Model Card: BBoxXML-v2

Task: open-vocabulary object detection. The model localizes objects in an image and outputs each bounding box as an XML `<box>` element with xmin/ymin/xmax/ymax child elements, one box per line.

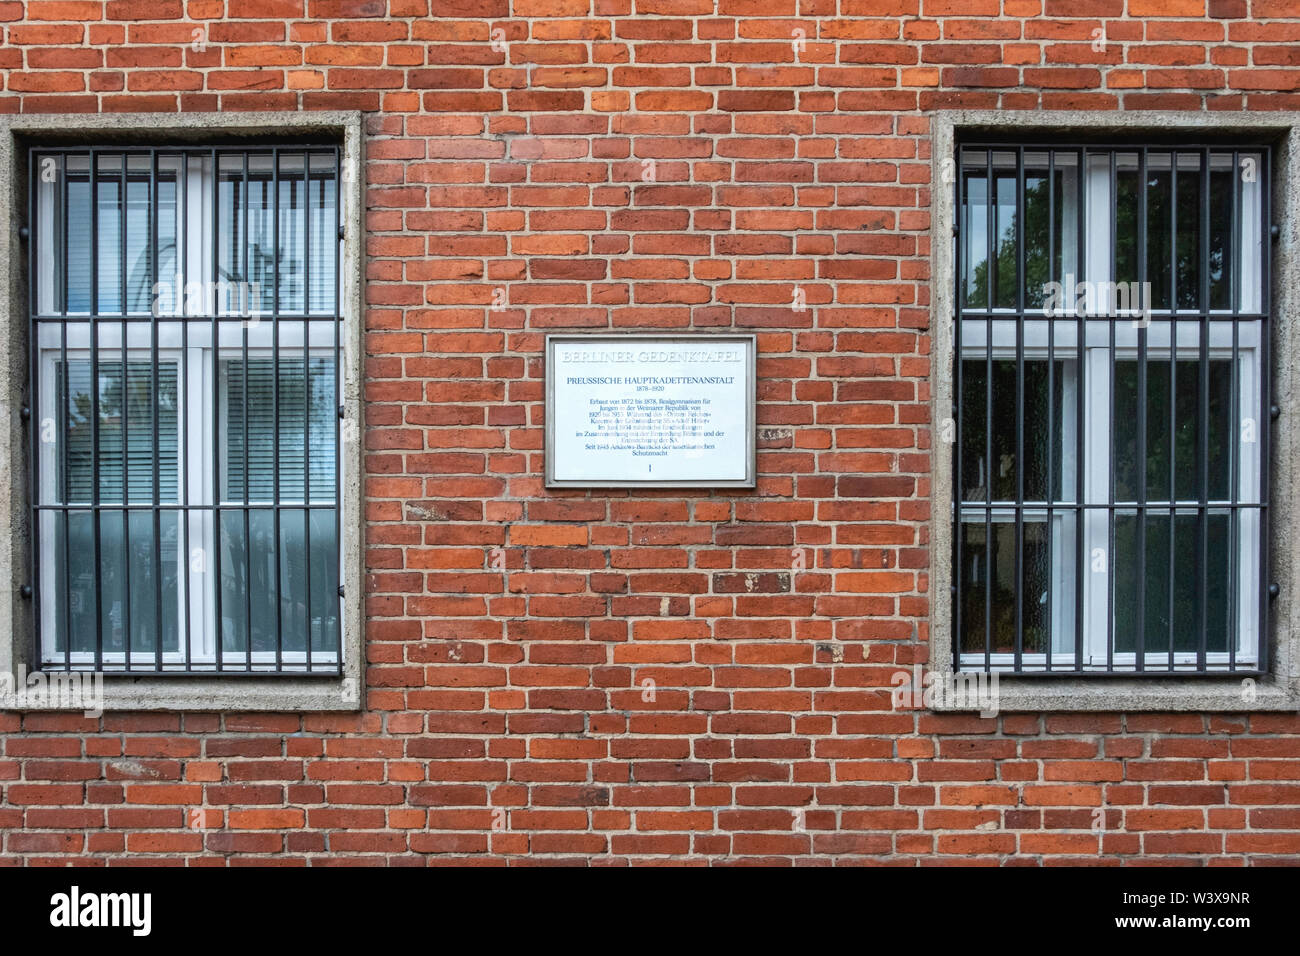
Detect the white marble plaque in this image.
<box><xmin>545</xmin><ymin>334</ymin><xmax>756</xmax><ymax>487</ymax></box>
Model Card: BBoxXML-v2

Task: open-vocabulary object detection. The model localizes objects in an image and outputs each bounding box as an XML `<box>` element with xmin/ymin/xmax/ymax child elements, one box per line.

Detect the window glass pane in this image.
<box><xmin>962</xmin><ymin>518</ymin><xmax>1019</xmax><ymax>654</ymax></box>
<box><xmin>994</xmin><ymin>169</ymin><xmax>1017</xmax><ymax>309</ymax></box>
<box><xmin>988</xmin><ymin>357</ymin><xmax>1017</xmax><ymax>501</ymax></box>
<box><xmin>309</xmin><ymin>153</ymin><xmax>337</xmax><ymax>315</ymax></box>
<box><xmin>216</xmin><ymin>507</ymin><xmax>323</xmax><ymax>661</ymax></box>
<box><xmin>278</xmin><ymin>153</ymin><xmax>306</xmax><ymax>314</ymax></box>
<box><xmin>96</xmin><ymin>156</ymin><xmax>122</xmax><ymax>315</ymax></box>
<box><xmin>1019</xmin><ymin>518</ymin><xmax>1052</xmax><ymax>654</ymax></box>
<box><xmin>36</xmin><ymin>155</ymin><xmax>184</xmax><ymax>317</ymax></box>
<box><xmin>224</xmin><ymin>356</ymin><xmax>337</xmax><ymax>502</ymax></box>
<box><xmin>310</xmin><ymin>508</ymin><xmax>339</xmax><ymax>657</ymax></box>
<box><xmin>1022</xmin><ymin>359</ymin><xmax>1066</xmax><ymax>503</ymax></box>
<box><xmin>35</xmin><ymin>154</ymin><xmax>66</xmax><ymax>315</ymax></box>
<box><xmin>1175</xmin><ymin>152</ymin><xmax>1202</xmax><ymax>311</ymax></box>
<box><xmin>962</xmin><ymin>169</ymin><xmax>988</xmax><ymax>308</ymax></box>
<box><xmin>1238</xmin><ymin>152</ymin><xmax>1263</xmax><ymax>314</ymax></box>
<box><xmin>1052</xmin><ymin>152</ymin><xmax>1080</xmax><ymax>299</ymax></box>
<box><xmin>218</xmin><ymin>508</ymin><xmax>246</xmax><ymax>657</ymax></box>
<box><xmin>1145</xmin><ymin>153</ymin><xmax>1172</xmax><ymax>311</ymax></box>
<box><xmin>959</xmin><ymin>357</ymin><xmax>1070</xmax><ymax>503</ymax></box>
<box><xmin>247</xmin><ymin>508</ymin><xmax>279</xmax><ymax>655</ymax></box>
<box><xmin>260</xmin><ymin>508</ymin><xmax>341</xmax><ymax>660</ymax></box>
<box><xmin>1113</xmin><ymin>359</ymin><xmax>1152</xmax><ymax>503</ymax></box>
<box><xmin>68</xmin><ymin>158</ymin><xmax>91</xmax><ymax>312</ymax></box>
<box><xmin>1114</xmin><ymin>153</ymin><xmax>1140</xmax><ymax>290</ymax></box>
<box><xmin>1023</xmin><ymin>153</ymin><xmax>1050</xmax><ymax>310</ymax></box>
<box><xmin>959</xmin><ymin>518</ymin><xmax>988</xmax><ymax>655</ymax></box>
<box><xmin>1114</xmin><ymin>511</ymin><xmax>1229</xmax><ymax>657</ymax></box>
<box><xmin>61</xmin><ymin>359</ymin><xmax>179</xmax><ymax>504</ymax></box>
<box><xmin>125</xmin><ymin>156</ymin><xmax>153</xmax><ymax>313</ymax></box>
<box><xmin>98</xmin><ymin>513</ymin><xmax>128</xmax><ymax>655</ymax></box>
<box><xmin>247</xmin><ymin>154</ymin><xmax>274</xmax><ymax>316</ymax></box>
<box><xmin>115</xmin><ymin>509</ymin><xmax>181</xmax><ymax>657</ymax></box>
<box><xmin>154</xmin><ymin>157</ymin><xmax>182</xmax><ymax>315</ymax></box>
<box><xmin>267</xmin><ymin>508</ymin><xmax>340</xmax><ymax>659</ymax></box>
<box><xmin>958</xmin><ymin>514</ymin><xmax>1073</xmax><ymax>662</ymax></box>
<box><xmin>1114</xmin><ymin>357</ymin><xmax>1230</xmax><ymax>504</ymax></box>
<box><xmin>1209</xmin><ymin>154</ymin><xmax>1234</xmax><ymax>312</ymax></box>
<box><xmin>218</xmin><ymin>154</ymin><xmax>245</xmax><ymax>313</ymax></box>
<box><xmin>279</xmin><ymin>508</ymin><xmax>308</xmax><ymax>654</ymax></box>
<box><xmin>49</xmin><ymin>510</ymin><xmax>99</xmax><ymax>655</ymax></box>
<box><xmin>960</xmin><ymin>357</ymin><xmax>986</xmax><ymax>500</ymax></box>
<box><xmin>1207</xmin><ymin>359</ymin><xmax>1233</xmax><ymax>502</ymax></box>
<box><xmin>309</xmin><ymin>355</ymin><xmax>337</xmax><ymax>496</ymax></box>
<box><xmin>1113</xmin><ymin>511</ymin><xmax>1171</xmax><ymax>655</ymax></box>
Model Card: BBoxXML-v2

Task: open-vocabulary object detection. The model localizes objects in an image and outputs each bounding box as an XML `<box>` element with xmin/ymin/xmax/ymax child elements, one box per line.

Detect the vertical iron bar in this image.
<box><xmin>1107</xmin><ymin>151</ymin><xmax>1116</xmax><ymax>673</ymax></box>
<box><xmin>1229</xmin><ymin>150</ymin><xmax>1240</xmax><ymax>672</ymax></box>
<box><xmin>332</xmin><ymin>146</ymin><xmax>342</xmax><ymax>671</ymax></box>
<box><xmin>1258</xmin><ymin>149</ymin><xmax>1272</xmax><ymax>675</ymax></box>
<box><xmin>211</xmin><ymin>148</ymin><xmax>222</xmax><ymax>672</ymax></box>
<box><xmin>120</xmin><ymin>157</ymin><xmax>131</xmax><ymax>670</ymax></box>
<box><xmin>984</xmin><ymin>150</ymin><xmax>993</xmax><ymax>671</ymax></box>
<box><xmin>27</xmin><ymin>150</ymin><xmax>43</xmax><ymax>670</ymax></box>
<box><xmin>955</xmin><ymin>155</ymin><xmax>964</xmax><ymax>670</ymax></box>
<box><xmin>1198</xmin><ymin>148</ymin><xmax>1211</xmax><ymax>672</ymax></box>
<box><xmin>152</xmin><ymin>151</ymin><xmax>162</xmax><ymax>673</ymax></box>
<box><xmin>1075</xmin><ymin>147</ymin><xmax>1086</xmax><ymax>672</ymax></box>
<box><xmin>60</xmin><ymin>157</ymin><xmax>71</xmax><ymax>672</ymax></box>
<box><xmin>1136</xmin><ymin>148</ymin><xmax>1148</xmax><ymax>672</ymax></box>
<box><xmin>273</xmin><ymin>149</ymin><xmax>282</xmax><ymax>673</ymax></box>
<box><xmin>1046</xmin><ymin>150</ymin><xmax>1055</xmax><ymax>672</ymax></box>
<box><xmin>303</xmin><ymin>153</ymin><xmax>314</xmax><ymax>673</ymax></box>
<box><xmin>180</xmin><ymin>153</ymin><xmax>193</xmax><ymax>670</ymax></box>
<box><xmin>1169</xmin><ymin>150</ymin><xmax>1179</xmax><ymax>670</ymax></box>
<box><xmin>241</xmin><ymin>154</ymin><xmax>251</xmax><ymax>671</ymax></box>
<box><xmin>1014</xmin><ymin>147</ymin><xmax>1025</xmax><ymax>673</ymax></box>
<box><xmin>90</xmin><ymin>150</ymin><xmax>103</xmax><ymax>673</ymax></box>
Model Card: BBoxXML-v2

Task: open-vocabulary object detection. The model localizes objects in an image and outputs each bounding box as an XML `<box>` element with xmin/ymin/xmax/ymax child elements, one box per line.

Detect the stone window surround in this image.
<box><xmin>0</xmin><ymin>111</ymin><xmax>365</xmax><ymax>712</ymax></box>
<box><xmin>929</xmin><ymin>109</ymin><xmax>1300</xmax><ymax>711</ymax></box>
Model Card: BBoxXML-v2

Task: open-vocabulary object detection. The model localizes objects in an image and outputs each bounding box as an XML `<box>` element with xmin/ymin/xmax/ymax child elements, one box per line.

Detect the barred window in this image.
<box><xmin>30</xmin><ymin>146</ymin><xmax>343</xmax><ymax>674</ymax></box>
<box><xmin>953</xmin><ymin>142</ymin><xmax>1269</xmax><ymax>674</ymax></box>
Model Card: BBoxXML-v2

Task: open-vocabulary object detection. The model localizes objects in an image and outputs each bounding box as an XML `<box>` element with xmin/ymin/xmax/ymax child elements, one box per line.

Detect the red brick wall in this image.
<box><xmin>3</xmin><ymin>0</ymin><xmax>1300</xmax><ymax>864</ymax></box>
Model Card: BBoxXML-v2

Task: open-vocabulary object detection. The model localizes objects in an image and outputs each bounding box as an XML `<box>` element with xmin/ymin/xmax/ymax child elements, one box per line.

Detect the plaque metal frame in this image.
<box><xmin>544</xmin><ymin>332</ymin><xmax>758</xmax><ymax>489</ymax></box>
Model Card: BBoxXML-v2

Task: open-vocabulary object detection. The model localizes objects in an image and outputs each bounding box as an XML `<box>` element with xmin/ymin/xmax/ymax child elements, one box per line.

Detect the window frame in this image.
<box><xmin>930</xmin><ymin>111</ymin><xmax>1300</xmax><ymax>712</ymax></box>
<box><xmin>0</xmin><ymin>111</ymin><xmax>365</xmax><ymax>712</ymax></box>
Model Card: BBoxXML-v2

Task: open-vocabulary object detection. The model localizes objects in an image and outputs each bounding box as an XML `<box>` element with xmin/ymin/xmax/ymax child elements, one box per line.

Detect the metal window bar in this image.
<box><xmin>26</xmin><ymin>145</ymin><xmax>344</xmax><ymax>676</ymax></box>
<box><xmin>1014</xmin><ymin>148</ymin><xmax>1025</xmax><ymax>674</ymax></box>
<box><xmin>1136</xmin><ymin>147</ymin><xmax>1148</xmax><ymax>673</ymax></box>
<box><xmin>1045</xmin><ymin>149</ymin><xmax>1056</xmax><ymax>674</ymax></box>
<box><xmin>953</xmin><ymin>140</ymin><xmax>1270</xmax><ymax>676</ymax></box>
<box><xmin>1169</xmin><ymin>153</ymin><xmax>1178</xmax><ymax>671</ymax></box>
<box><xmin>953</xmin><ymin>163</ymin><xmax>964</xmax><ymax>674</ymax></box>
<box><xmin>1107</xmin><ymin>150</ymin><xmax>1116</xmax><ymax>674</ymax></box>
<box><xmin>984</xmin><ymin>150</ymin><xmax>993</xmax><ymax>673</ymax></box>
<box><xmin>303</xmin><ymin>155</ymin><xmax>313</xmax><ymax>675</ymax></box>
<box><xmin>1258</xmin><ymin>146</ymin><xmax>1274</xmax><ymax>677</ymax></box>
<box><xmin>1074</xmin><ymin>146</ymin><xmax>1086</xmax><ymax>675</ymax></box>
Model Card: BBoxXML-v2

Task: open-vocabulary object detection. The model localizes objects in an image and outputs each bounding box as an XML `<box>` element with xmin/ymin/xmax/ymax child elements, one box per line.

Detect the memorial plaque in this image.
<box><xmin>545</xmin><ymin>334</ymin><xmax>757</xmax><ymax>488</ymax></box>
